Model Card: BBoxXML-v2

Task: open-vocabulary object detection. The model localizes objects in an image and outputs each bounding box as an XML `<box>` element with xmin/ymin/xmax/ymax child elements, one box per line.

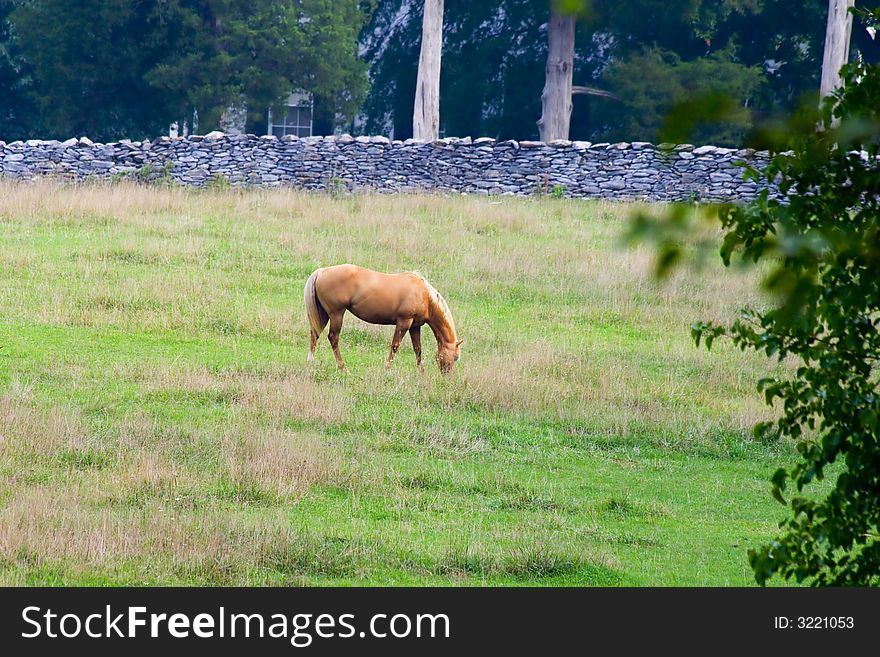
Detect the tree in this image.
<box><xmin>360</xmin><ymin>0</ymin><xmax>596</xmax><ymax>140</ymax></box>
<box><xmin>413</xmin><ymin>0</ymin><xmax>444</xmax><ymax>140</ymax></box>
<box><xmin>537</xmin><ymin>7</ymin><xmax>576</xmax><ymax>141</ymax></box>
<box><xmin>145</xmin><ymin>0</ymin><xmax>371</xmax><ymax>135</ymax></box>
<box><xmin>360</xmin><ymin>0</ymin><xmax>879</xmax><ymax>143</ymax></box>
<box><xmin>0</xmin><ymin>0</ymin><xmax>38</xmax><ymax>140</ymax></box>
<box><xmin>592</xmin><ymin>0</ymin><xmax>766</xmax><ymax>145</ymax></box>
<box><xmin>4</xmin><ymin>0</ymin><xmax>370</xmax><ymax>140</ymax></box>
<box><xmin>632</xmin><ymin>6</ymin><xmax>880</xmax><ymax>586</ymax></box>
<box><xmin>819</xmin><ymin>0</ymin><xmax>855</xmax><ymax>103</ymax></box>
<box><xmin>721</xmin><ymin>0</ymin><xmax>830</xmax><ymax>115</ymax></box>
<box><xmin>10</xmin><ymin>0</ymin><xmax>175</xmax><ymax>140</ymax></box>
<box><xmin>598</xmin><ymin>46</ymin><xmax>764</xmax><ymax>146</ymax></box>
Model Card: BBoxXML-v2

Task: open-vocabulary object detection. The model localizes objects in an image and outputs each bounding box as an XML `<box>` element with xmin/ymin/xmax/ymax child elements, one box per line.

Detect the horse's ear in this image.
<box><xmin>456</xmin><ymin>339</ymin><xmax>464</xmax><ymax>348</ymax></box>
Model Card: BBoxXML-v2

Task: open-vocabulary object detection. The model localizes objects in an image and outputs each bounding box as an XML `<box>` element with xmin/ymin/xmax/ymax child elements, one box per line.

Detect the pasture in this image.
<box><xmin>0</xmin><ymin>181</ymin><xmax>799</xmax><ymax>585</ymax></box>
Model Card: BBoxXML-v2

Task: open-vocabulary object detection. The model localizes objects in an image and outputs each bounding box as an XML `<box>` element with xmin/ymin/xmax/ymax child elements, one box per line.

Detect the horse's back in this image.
<box><xmin>314</xmin><ymin>264</ymin><xmax>428</xmax><ymax>323</ymax></box>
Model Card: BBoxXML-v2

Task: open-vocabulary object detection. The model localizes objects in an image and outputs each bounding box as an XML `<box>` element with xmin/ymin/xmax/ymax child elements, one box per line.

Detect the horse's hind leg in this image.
<box><xmin>308</xmin><ymin>330</ymin><xmax>319</xmax><ymax>361</ymax></box>
<box><xmin>327</xmin><ymin>311</ymin><xmax>347</xmax><ymax>370</ymax></box>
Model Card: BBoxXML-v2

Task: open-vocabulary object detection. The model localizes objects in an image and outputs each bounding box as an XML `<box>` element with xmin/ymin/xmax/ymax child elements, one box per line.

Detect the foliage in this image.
<box><xmin>0</xmin><ymin>0</ymin><xmax>38</xmax><ymax>140</ymax></box>
<box><xmin>360</xmin><ymin>0</ymin><xmax>880</xmax><ymax>144</ymax></box>
<box><xmin>629</xmin><ymin>8</ymin><xmax>880</xmax><ymax>586</ymax></box>
<box><xmin>10</xmin><ymin>0</ymin><xmax>175</xmax><ymax>140</ymax></box>
<box><xmin>598</xmin><ymin>45</ymin><xmax>763</xmax><ymax>145</ymax></box>
<box><xmin>3</xmin><ymin>0</ymin><xmax>369</xmax><ymax>140</ymax></box>
<box><xmin>360</xmin><ymin>0</ymin><xmax>578</xmax><ymax>140</ymax></box>
<box><xmin>145</xmin><ymin>0</ymin><xmax>370</xmax><ymax>133</ymax></box>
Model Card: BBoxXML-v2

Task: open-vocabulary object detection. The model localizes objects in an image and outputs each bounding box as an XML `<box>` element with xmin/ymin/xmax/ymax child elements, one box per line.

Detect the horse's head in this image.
<box><xmin>437</xmin><ymin>339</ymin><xmax>464</xmax><ymax>374</ymax></box>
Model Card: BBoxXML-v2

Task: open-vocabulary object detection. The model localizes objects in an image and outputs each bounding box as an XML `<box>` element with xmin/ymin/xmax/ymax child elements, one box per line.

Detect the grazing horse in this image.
<box><xmin>304</xmin><ymin>264</ymin><xmax>463</xmax><ymax>373</ymax></box>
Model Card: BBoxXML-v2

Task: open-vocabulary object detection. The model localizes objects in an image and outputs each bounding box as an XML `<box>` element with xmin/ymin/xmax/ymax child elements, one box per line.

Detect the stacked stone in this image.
<box><xmin>0</xmin><ymin>132</ymin><xmax>774</xmax><ymax>202</ymax></box>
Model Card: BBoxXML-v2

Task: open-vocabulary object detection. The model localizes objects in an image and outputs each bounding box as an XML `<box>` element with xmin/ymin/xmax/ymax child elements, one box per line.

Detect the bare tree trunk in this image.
<box><xmin>537</xmin><ymin>10</ymin><xmax>576</xmax><ymax>142</ymax></box>
<box><xmin>413</xmin><ymin>0</ymin><xmax>444</xmax><ymax>141</ymax></box>
<box><xmin>819</xmin><ymin>0</ymin><xmax>855</xmax><ymax>104</ymax></box>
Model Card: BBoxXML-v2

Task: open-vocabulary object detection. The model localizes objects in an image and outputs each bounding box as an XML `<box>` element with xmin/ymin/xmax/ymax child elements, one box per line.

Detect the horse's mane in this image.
<box><xmin>411</xmin><ymin>271</ymin><xmax>456</xmax><ymax>336</ymax></box>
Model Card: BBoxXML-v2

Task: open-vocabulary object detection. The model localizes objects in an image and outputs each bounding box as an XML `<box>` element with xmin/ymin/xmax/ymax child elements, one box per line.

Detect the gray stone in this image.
<box><xmin>693</xmin><ymin>145</ymin><xmax>717</xmax><ymax>156</ymax></box>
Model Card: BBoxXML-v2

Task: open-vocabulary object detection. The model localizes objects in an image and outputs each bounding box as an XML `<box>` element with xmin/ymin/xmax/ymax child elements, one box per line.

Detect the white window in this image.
<box><xmin>268</xmin><ymin>92</ymin><xmax>313</xmax><ymax>138</ymax></box>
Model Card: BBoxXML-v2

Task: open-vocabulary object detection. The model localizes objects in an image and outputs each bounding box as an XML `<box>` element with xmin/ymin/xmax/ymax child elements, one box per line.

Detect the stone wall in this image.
<box><xmin>0</xmin><ymin>133</ymin><xmax>773</xmax><ymax>202</ymax></box>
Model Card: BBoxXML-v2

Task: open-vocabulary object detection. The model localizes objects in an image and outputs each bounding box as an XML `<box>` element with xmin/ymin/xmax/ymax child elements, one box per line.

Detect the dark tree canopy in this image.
<box><xmin>1</xmin><ymin>0</ymin><xmax>370</xmax><ymax>141</ymax></box>
<box><xmin>360</xmin><ymin>0</ymin><xmax>595</xmax><ymax>141</ymax></box>
<box><xmin>3</xmin><ymin>0</ymin><xmax>880</xmax><ymax>144</ymax></box>
<box><xmin>361</xmin><ymin>0</ymin><xmax>880</xmax><ymax>144</ymax></box>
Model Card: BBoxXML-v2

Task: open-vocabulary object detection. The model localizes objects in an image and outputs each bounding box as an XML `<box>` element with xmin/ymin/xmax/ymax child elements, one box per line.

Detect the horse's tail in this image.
<box><xmin>304</xmin><ymin>268</ymin><xmax>329</xmax><ymax>337</ymax></box>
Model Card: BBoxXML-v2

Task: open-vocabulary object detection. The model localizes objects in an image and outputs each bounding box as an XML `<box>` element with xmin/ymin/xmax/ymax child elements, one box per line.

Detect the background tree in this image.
<box><xmin>2</xmin><ymin>0</ymin><xmax>370</xmax><ymax>140</ymax></box>
<box><xmin>361</xmin><ymin>0</ymin><xmax>880</xmax><ymax>143</ymax></box>
<box><xmin>537</xmin><ymin>5</ymin><xmax>576</xmax><ymax>141</ymax></box>
<box><xmin>0</xmin><ymin>1</ymin><xmax>35</xmax><ymax>140</ymax></box>
<box><xmin>538</xmin><ymin>5</ymin><xmax>575</xmax><ymax>141</ymax></box>
<box><xmin>412</xmin><ymin>0</ymin><xmax>444</xmax><ymax>140</ymax></box>
<box><xmin>361</xmin><ymin>0</ymin><xmax>596</xmax><ymax>140</ymax></box>
<box><xmin>819</xmin><ymin>0</ymin><xmax>855</xmax><ymax>103</ymax></box>
<box><xmin>10</xmin><ymin>0</ymin><xmax>176</xmax><ymax>140</ymax></box>
<box><xmin>591</xmin><ymin>0</ymin><xmax>765</xmax><ymax>145</ymax></box>
<box><xmin>599</xmin><ymin>45</ymin><xmax>763</xmax><ymax>145</ymax></box>
<box><xmin>144</xmin><ymin>0</ymin><xmax>371</xmax><ymax>136</ymax></box>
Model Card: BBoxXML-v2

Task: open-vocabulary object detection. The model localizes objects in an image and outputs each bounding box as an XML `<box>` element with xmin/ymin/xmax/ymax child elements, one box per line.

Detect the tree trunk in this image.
<box><xmin>413</xmin><ymin>0</ymin><xmax>444</xmax><ymax>141</ymax></box>
<box><xmin>537</xmin><ymin>10</ymin><xmax>576</xmax><ymax>142</ymax></box>
<box><xmin>819</xmin><ymin>0</ymin><xmax>855</xmax><ymax>104</ymax></box>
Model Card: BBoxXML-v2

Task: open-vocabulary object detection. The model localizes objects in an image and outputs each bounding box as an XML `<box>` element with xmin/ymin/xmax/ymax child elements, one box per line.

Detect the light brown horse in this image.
<box><xmin>304</xmin><ymin>264</ymin><xmax>463</xmax><ymax>372</ymax></box>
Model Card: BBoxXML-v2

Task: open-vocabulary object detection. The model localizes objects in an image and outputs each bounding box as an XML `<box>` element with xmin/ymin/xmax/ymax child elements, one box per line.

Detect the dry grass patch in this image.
<box><xmin>0</xmin><ymin>383</ymin><xmax>90</xmax><ymax>456</ymax></box>
<box><xmin>443</xmin><ymin>344</ymin><xmax>579</xmax><ymax>415</ymax></box>
<box><xmin>408</xmin><ymin>424</ymin><xmax>488</xmax><ymax>454</ymax></box>
<box><xmin>137</xmin><ymin>364</ymin><xmax>350</xmax><ymax>425</ymax></box>
<box><xmin>222</xmin><ymin>427</ymin><xmax>341</xmax><ymax>501</ymax></box>
<box><xmin>236</xmin><ymin>372</ymin><xmax>349</xmax><ymax>425</ymax></box>
<box><xmin>92</xmin><ymin>451</ymin><xmax>189</xmax><ymax>507</ymax></box>
<box><xmin>0</xmin><ymin>487</ymin><xmax>346</xmax><ymax>582</ymax></box>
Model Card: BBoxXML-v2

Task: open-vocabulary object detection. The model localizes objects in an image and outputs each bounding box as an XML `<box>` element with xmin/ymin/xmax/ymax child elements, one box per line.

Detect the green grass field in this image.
<box><xmin>0</xmin><ymin>181</ymin><xmax>805</xmax><ymax>585</ymax></box>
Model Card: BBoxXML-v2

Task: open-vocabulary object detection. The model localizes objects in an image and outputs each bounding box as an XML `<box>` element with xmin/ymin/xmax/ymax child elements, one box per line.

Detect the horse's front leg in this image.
<box><xmin>386</xmin><ymin>318</ymin><xmax>413</xmax><ymax>370</ymax></box>
<box><xmin>409</xmin><ymin>325</ymin><xmax>424</xmax><ymax>373</ymax></box>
